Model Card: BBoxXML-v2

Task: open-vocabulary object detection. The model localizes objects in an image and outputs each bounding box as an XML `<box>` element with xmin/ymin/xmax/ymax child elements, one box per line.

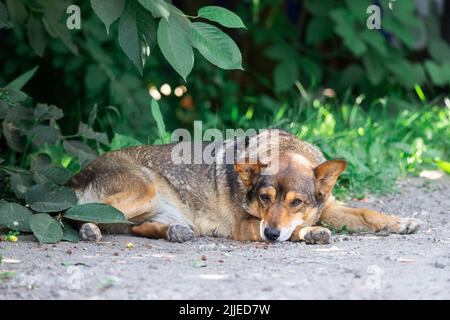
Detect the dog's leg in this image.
<box><xmin>232</xmin><ymin>217</ymin><xmax>264</xmax><ymax>241</ymax></box>
<box><xmin>290</xmin><ymin>226</ymin><xmax>332</xmax><ymax>244</ymax></box>
<box><xmin>319</xmin><ymin>200</ymin><xmax>422</xmax><ymax>234</ymax></box>
<box><xmin>131</xmin><ymin>221</ymin><xmax>194</xmax><ymax>242</ymax></box>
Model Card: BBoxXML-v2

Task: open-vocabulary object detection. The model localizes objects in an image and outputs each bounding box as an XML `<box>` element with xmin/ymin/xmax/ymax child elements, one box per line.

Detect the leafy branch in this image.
<box><xmin>90</xmin><ymin>0</ymin><xmax>246</xmax><ymax>79</ymax></box>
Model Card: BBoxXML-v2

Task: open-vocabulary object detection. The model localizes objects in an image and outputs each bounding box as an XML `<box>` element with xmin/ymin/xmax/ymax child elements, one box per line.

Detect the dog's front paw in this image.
<box><xmin>167</xmin><ymin>225</ymin><xmax>195</xmax><ymax>243</ymax></box>
<box><xmin>79</xmin><ymin>223</ymin><xmax>102</xmax><ymax>242</ymax></box>
<box><xmin>388</xmin><ymin>217</ymin><xmax>423</xmax><ymax>234</ymax></box>
<box><xmin>299</xmin><ymin>226</ymin><xmax>331</xmax><ymax>244</ymax></box>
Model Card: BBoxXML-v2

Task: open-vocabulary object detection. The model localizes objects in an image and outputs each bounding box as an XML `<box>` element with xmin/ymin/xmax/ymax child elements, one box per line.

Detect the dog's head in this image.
<box><xmin>235</xmin><ymin>153</ymin><xmax>347</xmax><ymax>241</ymax></box>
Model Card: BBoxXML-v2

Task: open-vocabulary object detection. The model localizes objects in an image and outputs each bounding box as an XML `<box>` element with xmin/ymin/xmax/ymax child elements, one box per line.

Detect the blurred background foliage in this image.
<box><xmin>1</xmin><ymin>0</ymin><xmax>450</xmax><ymax>200</ymax></box>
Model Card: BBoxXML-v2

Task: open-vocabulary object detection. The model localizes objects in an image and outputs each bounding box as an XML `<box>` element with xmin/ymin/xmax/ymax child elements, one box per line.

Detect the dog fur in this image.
<box><xmin>67</xmin><ymin>130</ymin><xmax>421</xmax><ymax>244</ymax></box>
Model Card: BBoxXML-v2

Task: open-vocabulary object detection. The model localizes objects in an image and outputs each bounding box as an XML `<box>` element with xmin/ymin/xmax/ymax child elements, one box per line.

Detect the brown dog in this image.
<box><xmin>68</xmin><ymin>129</ymin><xmax>421</xmax><ymax>243</ymax></box>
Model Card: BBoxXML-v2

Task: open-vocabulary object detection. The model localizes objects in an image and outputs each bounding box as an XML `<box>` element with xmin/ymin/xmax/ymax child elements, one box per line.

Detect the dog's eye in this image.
<box><xmin>291</xmin><ymin>198</ymin><xmax>303</xmax><ymax>207</ymax></box>
<box><xmin>259</xmin><ymin>194</ymin><xmax>271</xmax><ymax>203</ymax></box>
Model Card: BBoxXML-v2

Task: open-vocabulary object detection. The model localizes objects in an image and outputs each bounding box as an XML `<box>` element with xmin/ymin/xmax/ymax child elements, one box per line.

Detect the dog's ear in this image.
<box><xmin>234</xmin><ymin>159</ymin><xmax>267</xmax><ymax>187</ymax></box>
<box><xmin>314</xmin><ymin>160</ymin><xmax>347</xmax><ymax>200</ymax></box>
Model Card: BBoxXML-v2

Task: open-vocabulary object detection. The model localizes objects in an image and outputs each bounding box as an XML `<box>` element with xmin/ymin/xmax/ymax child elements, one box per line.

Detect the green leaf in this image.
<box><xmin>5</xmin><ymin>0</ymin><xmax>27</xmax><ymax>24</ymax></box>
<box><xmin>29</xmin><ymin>213</ymin><xmax>63</xmax><ymax>244</ymax></box>
<box><xmin>0</xmin><ymin>88</ymin><xmax>28</xmax><ymax>102</ymax></box>
<box><xmin>110</xmin><ymin>133</ymin><xmax>143</xmax><ymax>151</ymax></box>
<box><xmin>0</xmin><ymin>1</ymin><xmax>9</xmax><ymax>29</ymax></box>
<box><xmin>158</xmin><ymin>14</ymin><xmax>194</xmax><ymax>80</ymax></box>
<box><xmin>345</xmin><ymin>0</ymin><xmax>372</xmax><ymax>22</ymax></box>
<box><xmin>0</xmin><ymin>201</ymin><xmax>33</xmax><ymax>232</ymax></box>
<box><xmin>191</xmin><ymin>22</ymin><xmax>243</xmax><ymax>70</ymax></box>
<box><xmin>425</xmin><ymin>61</ymin><xmax>450</xmax><ymax>86</ymax></box>
<box><xmin>10</xmin><ymin>172</ymin><xmax>34</xmax><ymax>199</ymax></box>
<box><xmin>264</xmin><ymin>42</ymin><xmax>298</xmax><ymax>61</ymax></box>
<box><xmin>4</xmin><ymin>104</ymin><xmax>33</xmax><ymax>123</ymax></box>
<box><xmin>198</xmin><ymin>6</ymin><xmax>246</xmax><ymax>29</ymax></box>
<box><xmin>150</xmin><ymin>99</ymin><xmax>167</xmax><ymax>143</ymax></box>
<box><xmin>42</xmin><ymin>17</ymin><xmax>79</xmax><ymax>55</ymax></box>
<box><xmin>27</xmin><ymin>125</ymin><xmax>61</xmax><ymax>146</ymax></box>
<box><xmin>429</xmin><ymin>40</ymin><xmax>450</xmax><ymax>63</ymax></box>
<box><xmin>299</xmin><ymin>57</ymin><xmax>322</xmax><ymax>84</ymax></box>
<box><xmin>78</xmin><ymin>122</ymin><xmax>109</xmax><ymax>145</ymax></box>
<box><xmin>63</xmin><ymin>140</ymin><xmax>97</xmax><ymax>168</ymax></box>
<box><xmin>27</xmin><ymin>15</ymin><xmax>48</xmax><ymax>56</ymax></box>
<box><xmin>5</xmin><ymin>66</ymin><xmax>39</xmax><ymax>90</ymax></box>
<box><xmin>383</xmin><ymin>18</ymin><xmax>415</xmax><ymax>48</ymax></box>
<box><xmin>85</xmin><ymin>65</ymin><xmax>108</xmax><ymax>97</ymax></box>
<box><xmin>331</xmin><ymin>9</ymin><xmax>367</xmax><ymax>56</ymax></box>
<box><xmin>25</xmin><ymin>183</ymin><xmax>78</xmax><ymax>213</ymax></box>
<box><xmin>388</xmin><ymin>61</ymin><xmax>425</xmax><ymax>88</ymax></box>
<box><xmin>359</xmin><ymin>30</ymin><xmax>388</xmax><ymax>56</ymax></box>
<box><xmin>273</xmin><ymin>60</ymin><xmax>298</xmax><ymax>92</ymax></box>
<box><xmin>33</xmin><ymin>165</ymin><xmax>73</xmax><ymax>185</ymax></box>
<box><xmin>363</xmin><ymin>52</ymin><xmax>385</xmax><ymax>85</ymax></box>
<box><xmin>304</xmin><ymin>0</ymin><xmax>339</xmax><ymax>16</ymax></box>
<box><xmin>90</xmin><ymin>0</ymin><xmax>125</xmax><ymax>34</ymax></box>
<box><xmin>62</xmin><ymin>221</ymin><xmax>79</xmax><ymax>243</ymax></box>
<box><xmin>138</xmin><ymin>0</ymin><xmax>170</xmax><ymax>20</ymax></box>
<box><xmin>306</xmin><ymin>17</ymin><xmax>333</xmax><ymax>45</ymax></box>
<box><xmin>338</xmin><ymin>64</ymin><xmax>364</xmax><ymax>89</ymax></box>
<box><xmin>2</xmin><ymin>121</ymin><xmax>26</xmax><ymax>152</ymax></box>
<box><xmin>30</xmin><ymin>153</ymin><xmax>52</xmax><ymax>171</ymax></box>
<box><xmin>65</xmin><ymin>203</ymin><xmax>132</xmax><ymax>224</ymax></box>
<box><xmin>0</xmin><ymin>101</ymin><xmax>8</xmax><ymax>118</ymax></box>
<box><xmin>118</xmin><ymin>0</ymin><xmax>156</xmax><ymax>75</ymax></box>
<box><xmin>33</xmin><ymin>103</ymin><xmax>64</xmax><ymax>121</ymax></box>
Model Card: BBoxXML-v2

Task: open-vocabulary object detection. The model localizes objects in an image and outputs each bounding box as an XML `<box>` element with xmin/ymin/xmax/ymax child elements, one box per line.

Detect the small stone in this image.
<box><xmin>66</xmin><ymin>249</ymin><xmax>72</xmax><ymax>255</ymax></box>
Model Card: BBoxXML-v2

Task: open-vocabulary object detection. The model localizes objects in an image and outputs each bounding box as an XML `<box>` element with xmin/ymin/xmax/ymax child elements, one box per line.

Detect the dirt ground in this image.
<box><xmin>1</xmin><ymin>177</ymin><xmax>450</xmax><ymax>300</ymax></box>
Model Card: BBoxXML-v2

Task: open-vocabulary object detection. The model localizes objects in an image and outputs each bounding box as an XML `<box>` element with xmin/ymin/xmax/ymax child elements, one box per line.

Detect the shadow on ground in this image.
<box><xmin>1</xmin><ymin>177</ymin><xmax>450</xmax><ymax>299</ymax></box>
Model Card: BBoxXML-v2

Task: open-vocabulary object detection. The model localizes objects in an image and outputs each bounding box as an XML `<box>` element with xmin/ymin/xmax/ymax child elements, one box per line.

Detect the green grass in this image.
<box><xmin>284</xmin><ymin>98</ymin><xmax>449</xmax><ymax>199</ymax></box>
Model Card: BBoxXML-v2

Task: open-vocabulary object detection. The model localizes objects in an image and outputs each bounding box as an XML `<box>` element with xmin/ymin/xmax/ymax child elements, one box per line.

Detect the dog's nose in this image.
<box><xmin>264</xmin><ymin>227</ymin><xmax>280</xmax><ymax>241</ymax></box>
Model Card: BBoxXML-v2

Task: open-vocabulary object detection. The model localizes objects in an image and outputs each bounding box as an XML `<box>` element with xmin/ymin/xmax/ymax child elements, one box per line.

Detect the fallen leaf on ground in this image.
<box><xmin>6</xmin><ymin>235</ymin><xmax>19</xmax><ymax>242</ymax></box>
<box><xmin>192</xmin><ymin>260</ymin><xmax>207</xmax><ymax>268</ymax></box>
<box><xmin>100</xmin><ymin>276</ymin><xmax>119</xmax><ymax>290</ymax></box>
<box><xmin>0</xmin><ymin>271</ymin><xmax>16</xmax><ymax>284</ymax></box>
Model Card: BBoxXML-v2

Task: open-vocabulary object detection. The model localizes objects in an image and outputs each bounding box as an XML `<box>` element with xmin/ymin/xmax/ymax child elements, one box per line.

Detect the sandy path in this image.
<box><xmin>1</xmin><ymin>177</ymin><xmax>449</xmax><ymax>299</ymax></box>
